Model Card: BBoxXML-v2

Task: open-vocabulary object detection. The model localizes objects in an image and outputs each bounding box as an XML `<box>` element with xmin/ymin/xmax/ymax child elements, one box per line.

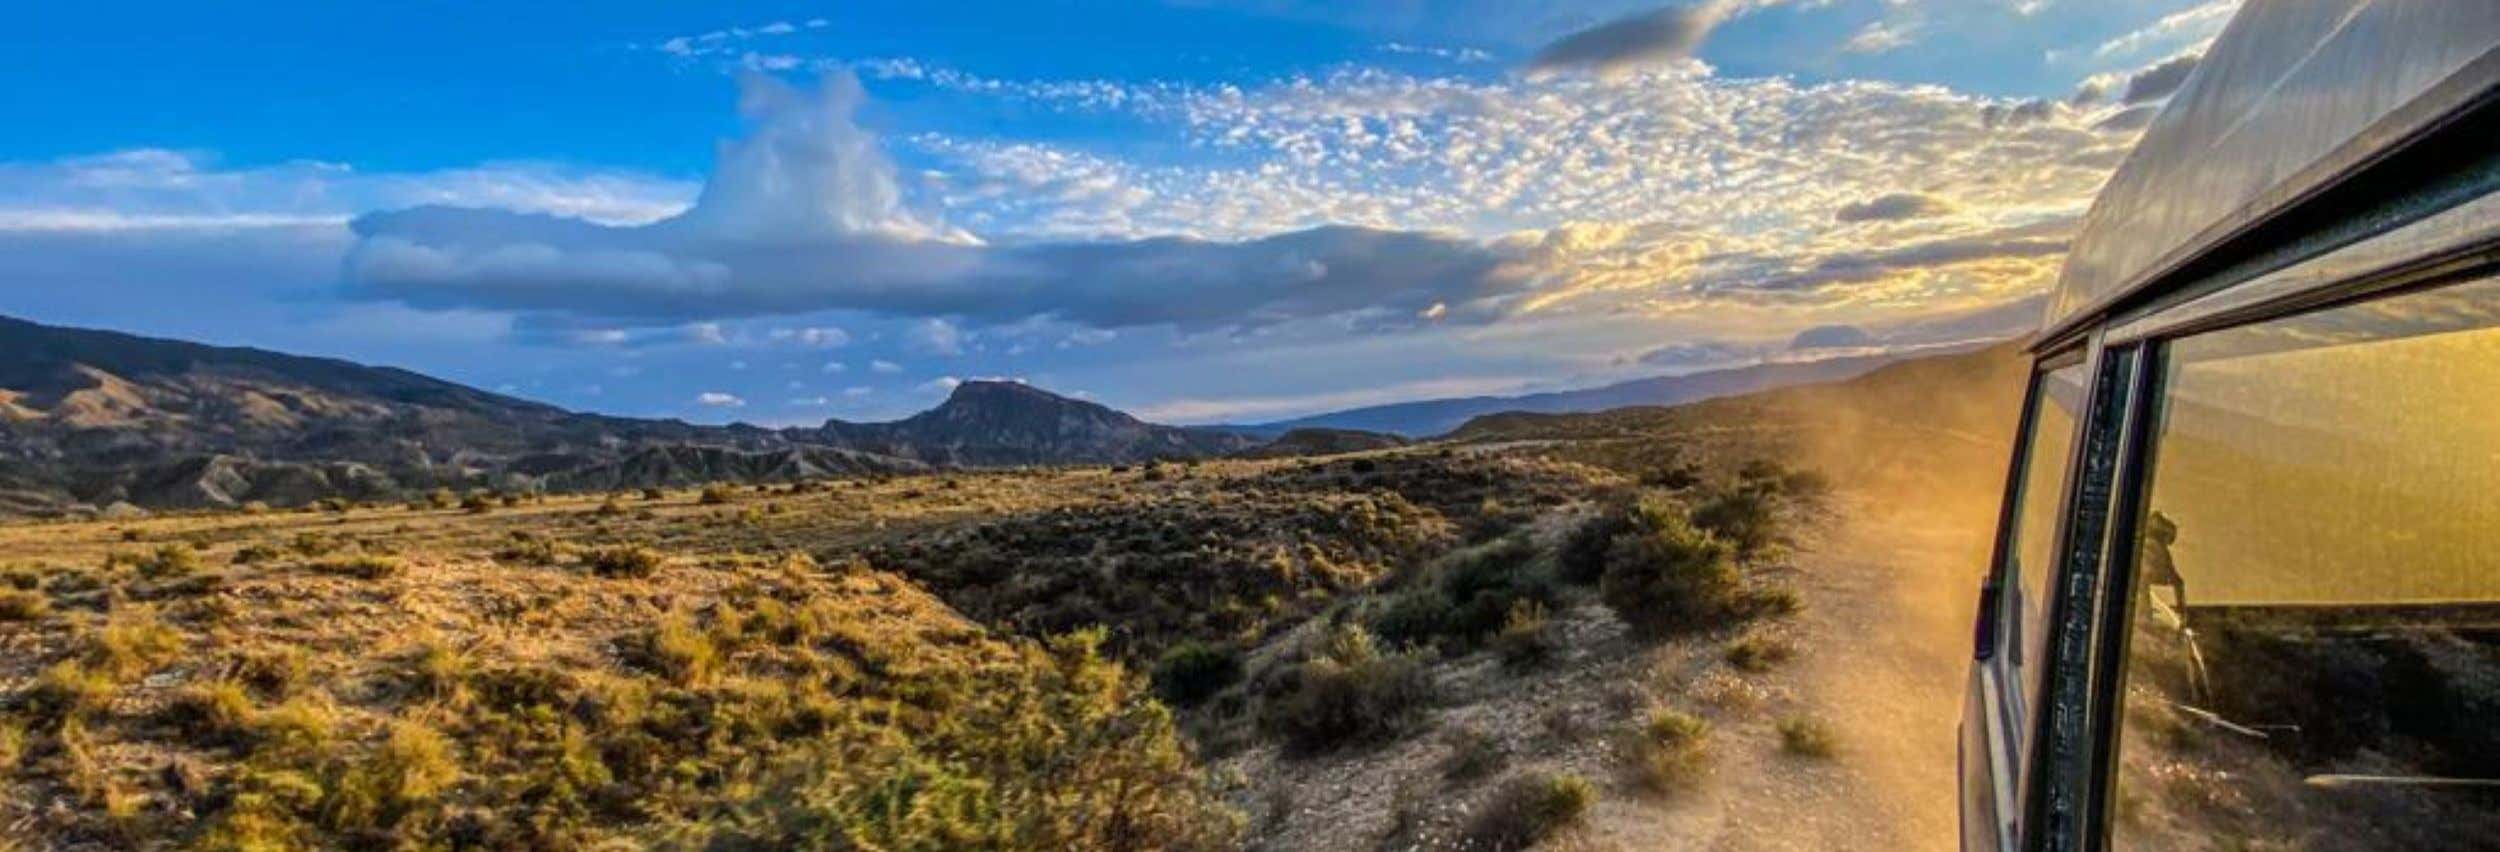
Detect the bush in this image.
<box><xmin>629</xmin><ymin>612</ymin><xmax>717</xmax><ymax>685</ymax></box>
<box><xmin>583</xmin><ymin>545</ymin><xmax>666</xmax><ymax>579</ymax></box>
<box><xmin>32</xmin><ymin>660</ymin><xmax>117</xmax><ymax>721</ymax></box>
<box><xmin>327</xmin><ymin>719</ymin><xmax>460</xmax><ymax>832</ymax></box>
<box><xmin>1438</xmin><ymin>724</ymin><xmax>1506</xmax><ymax>783</ymax></box>
<box><xmin>1599</xmin><ymin>497</ymin><xmax>1740</xmax><ymax>637</ymax></box>
<box><xmin>1778</xmin><ymin>715</ymin><xmax>1838</xmax><ymax>758</ymax></box>
<box><xmin>1725</xmin><ymin>635</ymin><xmax>1795</xmax><ymax>672</ymax></box>
<box><xmin>425</xmin><ymin>488</ymin><xmax>458</xmax><ymax>510</ymax></box>
<box><xmin>594</xmin><ymin>499</ymin><xmax>627</xmax><ymax>517</ymax></box>
<box><xmin>1556</xmin><ymin>507</ymin><xmax>1628</xmax><ymax>585</ymax></box>
<box><xmin>1369</xmin><ymin>535</ymin><xmax>1555</xmax><ymax>651</ymax></box>
<box><xmin>232</xmin><ymin>542</ymin><xmax>283</xmax><ymax>566</ymax></box>
<box><xmin>641</xmin><ymin>487</ymin><xmax>667</xmax><ymax>501</ymax></box>
<box><xmin>692</xmin><ymin>629</ymin><xmax>1241</xmax><ymax>851</ymax></box>
<box><xmin>1151</xmin><ymin>640</ymin><xmax>1242</xmax><ymax>706</ymax></box>
<box><xmin>460</xmin><ymin>492</ymin><xmax>495</xmax><ymax>514</ymax></box>
<box><xmin>91</xmin><ymin>605</ymin><xmax>183</xmax><ymax>678</ymax></box>
<box><xmin>698</xmin><ymin>483</ymin><xmax>736</xmax><ymax>505</ymax></box>
<box><xmin>1462</xmin><ymin>772</ymin><xmax>1594</xmax><ymax>851</ymax></box>
<box><xmin>137</xmin><ymin>544</ymin><xmax>202</xmax><ymax>579</ymax></box>
<box><xmin>313</xmin><ymin>554</ymin><xmax>404</xmax><ymax>581</ymax></box>
<box><xmin>1254</xmin><ymin>624</ymin><xmax>1435</xmax><ymax>754</ymax></box>
<box><xmin>1691</xmin><ymin>487</ymin><xmax>1780</xmax><ymax>560</ymax></box>
<box><xmin>1622</xmin><ymin>708</ymin><xmax>1709</xmax><ymax>792</ymax></box>
<box><xmin>236</xmin><ymin>646</ymin><xmax>313</xmax><ymax>699</ymax></box>
<box><xmin>160</xmin><ymin>679</ymin><xmax>257</xmax><ymax>745</ymax></box>
<box><xmin>0</xmin><ymin>589</ymin><xmax>47</xmax><ymax>622</ymax></box>
<box><xmin>1490</xmin><ymin>601</ymin><xmax>1553</xmax><ymax>668</ymax></box>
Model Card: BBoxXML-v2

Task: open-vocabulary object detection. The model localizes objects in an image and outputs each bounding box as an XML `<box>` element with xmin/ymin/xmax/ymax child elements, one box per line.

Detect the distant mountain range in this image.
<box><xmin>1230</xmin><ymin>351</ymin><xmax>1928</xmax><ymax>438</ymax></box>
<box><xmin>0</xmin><ymin>313</ymin><xmax>1977</xmax><ymax>516</ymax></box>
<box><xmin>0</xmin><ymin>315</ymin><xmax>1250</xmax><ymax>515</ymax></box>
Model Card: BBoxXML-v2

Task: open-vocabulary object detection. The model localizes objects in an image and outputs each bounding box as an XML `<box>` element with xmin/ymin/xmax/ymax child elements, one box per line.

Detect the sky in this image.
<box><xmin>0</xmin><ymin>0</ymin><xmax>2238</xmax><ymax>425</ymax></box>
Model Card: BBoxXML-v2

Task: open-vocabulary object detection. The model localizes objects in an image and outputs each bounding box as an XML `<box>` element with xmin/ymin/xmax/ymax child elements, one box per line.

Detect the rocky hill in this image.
<box><xmin>0</xmin><ymin>316</ymin><xmax>1248</xmax><ymax>515</ymax></box>
<box><xmin>1233</xmin><ymin>427</ymin><xmax>1409</xmax><ymax>459</ymax></box>
<box><xmin>815</xmin><ymin>380</ymin><xmax>1255</xmax><ymax>467</ymax></box>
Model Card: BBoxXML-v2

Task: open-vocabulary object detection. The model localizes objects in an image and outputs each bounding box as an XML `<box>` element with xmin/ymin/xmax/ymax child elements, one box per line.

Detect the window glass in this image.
<box><xmin>2006</xmin><ymin>359</ymin><xmax>2088</xmax><ymax>706</ymax></box>
<box><xmin>2110</xmin><ymin>279</ymin><xmax>2500</xmax><ymax>849</ymax></box>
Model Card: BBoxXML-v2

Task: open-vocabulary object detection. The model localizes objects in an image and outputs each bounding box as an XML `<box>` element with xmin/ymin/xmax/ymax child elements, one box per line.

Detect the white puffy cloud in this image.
<box><xmin>695</xmin><ymin>391</ymin><xmax>746</xmax><ymax>407</ymax></box>
<box><xmin>345</xmin><ymin>72</ymin><xmax>1535</xmax><ymax>332</ymax></box>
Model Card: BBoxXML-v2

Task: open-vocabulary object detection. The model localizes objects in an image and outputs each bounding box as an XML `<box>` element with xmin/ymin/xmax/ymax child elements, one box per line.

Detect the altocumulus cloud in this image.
<box><xmin>344</xmin><ymin>72</ymin><xmax>1534</xmax><ymax>332</ymax></box>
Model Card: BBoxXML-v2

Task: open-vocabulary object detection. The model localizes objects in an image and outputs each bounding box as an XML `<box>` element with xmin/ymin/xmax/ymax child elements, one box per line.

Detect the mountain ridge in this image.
<box><xmin>1226</xmin><ymin>349</ymin><xmax>1945</xmax><ymax>438</ymax></box>
<box><xmin>0</xmin><ymin>315</ymin><xmax>1249</xmax><ymax>514</ymax></box>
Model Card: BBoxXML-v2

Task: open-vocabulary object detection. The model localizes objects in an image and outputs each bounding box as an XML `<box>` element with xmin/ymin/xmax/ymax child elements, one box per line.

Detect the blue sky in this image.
<box><xmin>0</xmin><ymin>0</ymin><xmax>2234</xmax><ymax>424</ymax></box>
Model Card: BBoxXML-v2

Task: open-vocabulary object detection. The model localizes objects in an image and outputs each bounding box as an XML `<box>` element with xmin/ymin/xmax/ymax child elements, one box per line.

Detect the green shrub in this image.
<box><xmin>698</xmin><ymin>483</ymin><xmax>736</xmax><ymax>505</ymax></box>
<box><xmin>1369</xmin><ymin>535</ymin><xmax>1555</xmax><ymax>651</ymax></box>
<box><xmin>1692</xmin><ymin>487</ymin><xmax>1780</xmax><ymax>560</ymax></box>
<box><xmin>1254</xmin><ymin>624</ymin><xmax>1435</xmax><ymax>754</ymax></box>
<box><xmin>583</xmin><ymin>545</ymin><xmax>666</xmax><ymax>579</ymax></box>
<box><xmin>1151</xmin><ymin>640</ymin><xmax>1242</xmax><ymax>706</ymax></box>
<box><xmin>1778</xmin><ymin>715</ymin><xmax>1838</xmax><ymax>758</ymax></box>
<box><xmin>1462</xmin><ymin>771</ymin><xmax>1594</xmax><ymax>851</ymax></box>
<box><xmin>1557</xmin><ymin>507</ymin><xmax>1628</xmax><ymax>585</ymax></box>
<box><xmin>459</xmin><ymin>492</ymin><xmax>495</xmax><ymax>514</ymax></box>
<box><xmin>0</xmin><ymin>589</ymin><xmax>46</xmax><ymax>622</ymax></box>
<box><xmin>1725</xmin><ymin>635</ymin><xmax>1795</xmax><ymax>672</ymax></box>
<box><xmin>1599</xmin><ymin>497</ymin><xmax>1739</xmax><ymax>637</ymax></box>
<box><xmin>1623</xmin><ymin>708</ymin><xmax>1709</xmax><ymax>792</ymax></box>
<box><xmin>690</xmin><ymin>629</ymin><xmax>1241</xmax><ymax>851</ymax></box>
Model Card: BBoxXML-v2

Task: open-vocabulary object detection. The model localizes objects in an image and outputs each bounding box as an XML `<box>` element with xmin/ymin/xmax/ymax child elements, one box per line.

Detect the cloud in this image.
<box><xmin>1834</xmin><ymin>192</ymin><xmax>1958</xmax><ymax>223</ymax></box>
<box><xmin>2119</xmin><ymin>52</ymin><xmax>2198</xmax><ymax>104</ymax></box>
<box><xmin>1634</xmin><ymin>339</ymin><xmax>1754</xmax><ymax>368</ymax></box>
<box><xmin>1522</xmin><ymin>2</ymin><xmax>1739</xmax><ymax>81</ymax></box>
<box><xmin>869</xmin><ymin>359</ymin><xmax>902</xmax><ymax>374</ymax></box>
<box><xmin>1697</xmin><ymin>222</ymin><xmax>2072</xmax><ymax>298</ymax></box>
<box><xmin>344</xmin><ymin>72</ymin><xmax>1535</xmax><ymax>332</ymax></box>
<box><xmin>695</xmin><ymin>391</ymin><xmax>746</xmax><ymax>407</ymax></box>
<box><xmin>2093</xmin><ymin>1</ymin><xmax>2235</xmax><ymax>61</ymax></box>
<box><xmin>1788</xmin><ymin>324</ymin><xmax>1874</xmax><ymax>350</ymax></box>
<box><xmin>1841</xmin><ymin>19</ymin><xmax>1917</xmax><ymax>54</ymax></box>
<box><xmin>910</xmin><ymin>318</ymin><xmax>965</xmax><ymax>355</ymax></box>
<box><xmin>769</xmin><ymin>325</ymin><xmax>850</xmax><ymax>347</ymax></box>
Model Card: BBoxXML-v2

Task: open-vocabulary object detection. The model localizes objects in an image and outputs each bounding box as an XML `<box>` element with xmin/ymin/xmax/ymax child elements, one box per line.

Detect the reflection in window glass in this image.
<box><xmin>2111</xmin><ymin>279</ymin><xmax>2500</xmax><ymax>850</ymax></box>
<box><xmin>2007</xmin><ymin>360</ymin><xmax>2087</xmax><ymax>715</ymax></box>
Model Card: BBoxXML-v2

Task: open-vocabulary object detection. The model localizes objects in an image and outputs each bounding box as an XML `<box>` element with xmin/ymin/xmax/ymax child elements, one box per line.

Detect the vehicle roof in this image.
<box><xmin>2041</xmin><ymin>1</ymin><xmax>2500</xmax><ymax>343</ymax></box>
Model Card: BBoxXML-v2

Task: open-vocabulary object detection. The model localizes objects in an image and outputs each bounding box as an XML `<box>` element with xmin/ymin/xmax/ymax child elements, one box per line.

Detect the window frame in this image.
<box><xmin>2054</xmin><ymin>259</ymin><xmax>2500</xmax><ymax>851</ymax></box>
<box><xmin>1978</xmin><ymin>343</ymin><xmax>2092</xmax><ymax>842</ymax></box>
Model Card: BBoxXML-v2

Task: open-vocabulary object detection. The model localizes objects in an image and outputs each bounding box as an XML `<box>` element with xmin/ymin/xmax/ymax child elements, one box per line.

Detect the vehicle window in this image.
<box><xmin>2004</xmin><ymin>359</ymin><xmax>2088</xmax><ymax>704</ymax></box>
<box><xmin>2109</xmin><ymin>278</ymin><xmax>2500</xmax><ymax>850</ymax></box>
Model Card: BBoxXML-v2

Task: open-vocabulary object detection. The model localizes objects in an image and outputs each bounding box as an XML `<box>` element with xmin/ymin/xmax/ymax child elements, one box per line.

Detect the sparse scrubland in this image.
<box><xmin>0</xmin><ymin>344</ymin><xmax>2032</xmax><ymax>850</ymax></box>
